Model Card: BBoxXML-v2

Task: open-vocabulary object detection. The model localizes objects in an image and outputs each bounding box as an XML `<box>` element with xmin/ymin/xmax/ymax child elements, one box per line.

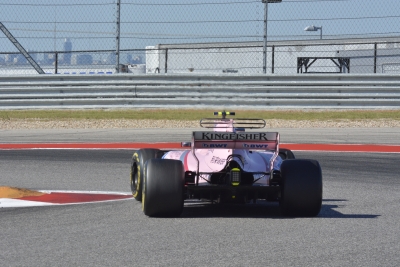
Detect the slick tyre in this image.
<box><xmin>142</xmin><ymin>159</ymin><xmax>184</xmax><ymax>217</ymax></box>
<box><xmin>130</xmin><ymin>149</ymin><xmax>161</xmax><ymax>201</ymax></box>
<box><xmin>279</xmin><ymin>148</ymin><xmax>295</xmax><ymax>160</ymax></box>
<box><xmin>280</xmin><ymin>159</ymin><xmax>323</xmax><ymax>217</ymax></box>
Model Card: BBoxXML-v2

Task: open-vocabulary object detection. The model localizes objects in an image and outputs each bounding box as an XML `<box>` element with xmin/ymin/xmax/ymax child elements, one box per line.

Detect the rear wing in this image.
<box><xmin>192</xmin><ymin>131</ymin><xmax>279</xmax><ymax>151</ymax></box>
<box><xmin>191</xmin><ymin>131</ymin><xmax>280</xmax><ymax>179</ymax></box>
<box><xmin>200</xmin><ymin>118</ymin><xmax>266</xmax><ymax>129</ymax></box>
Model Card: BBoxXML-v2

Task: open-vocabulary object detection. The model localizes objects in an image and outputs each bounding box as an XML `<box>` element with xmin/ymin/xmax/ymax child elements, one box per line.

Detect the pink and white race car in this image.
<box><xmin>130</xmin><ymin>111</ymin><xmax>322</xmax><ymax>217</ymax></box>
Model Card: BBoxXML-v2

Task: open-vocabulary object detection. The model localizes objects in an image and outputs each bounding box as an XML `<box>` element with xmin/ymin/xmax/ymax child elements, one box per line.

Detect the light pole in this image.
<box><xmin>115</xmin><ymin>0</ymin><xmax>121</xmax><ymax>73</ymax></box>
<box><xmin>262</xmin><ymin>0</ymin><xmax>282</xmax><ymax>74</ymax></box>
<box><xmin>304</xmin><ymin>25</ymin><xmax>322</xmax><ymax>39</ymax></box>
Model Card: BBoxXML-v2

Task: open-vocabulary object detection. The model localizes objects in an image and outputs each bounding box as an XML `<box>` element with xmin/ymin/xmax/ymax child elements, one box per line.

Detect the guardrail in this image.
<box><xmin>1</xmin><ymin>74</ymin><xmax>400</xmax><ymax>109</ymax></box>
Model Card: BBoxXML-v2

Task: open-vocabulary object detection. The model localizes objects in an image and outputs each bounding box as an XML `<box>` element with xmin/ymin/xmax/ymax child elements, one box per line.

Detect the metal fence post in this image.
<box><xmin>263</xmin><ymin>1</ymin><xmax>268</xmax><ymax>74</ymax></box>
<box><xmin>374</xmin><ymin>43</ymin><xmax>377</xmax><ymax>73</ymax></box>
<box><xmin>115</xmin><ymin>0</ymin><xmax>121</xmax><ymax>73</ymax></box>
<box><xmin>55</xmin><ymin>52</ymin><xmax>58</xmax><ymax>74</ymax></box>
<box><xmin>272</xmin><ymin>45</ymin><xmax>275</xmax><ymax>74</ymax></box>
<box><xmin>165</xmin><ymin>48</ymin><xmax>168</xmax><ymax>74</ymax></box>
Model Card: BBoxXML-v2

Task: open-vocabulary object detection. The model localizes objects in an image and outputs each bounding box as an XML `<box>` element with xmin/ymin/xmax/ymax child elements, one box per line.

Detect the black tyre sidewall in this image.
<box><xmin>143</xmin><ymin>159</ymin><xmax>184</xmax><ymax>217</ymax></box>
<box><xmin>279</xmin><ymin>148</ymin><xmax>295</xmax><ymax>160</ymax></box>
<box><xmin>130</xmin><ymin>149</ymin><xmax>160</xmax><ymax>201</ymax></box>
<box><xmin>280</xmin><ymin>159</ymin><xmax>323</xmax><ymax>217</ymax></box>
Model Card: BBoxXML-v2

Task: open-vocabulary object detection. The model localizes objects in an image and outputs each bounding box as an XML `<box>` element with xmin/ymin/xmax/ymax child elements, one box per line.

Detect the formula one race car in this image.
<box><xmin>130</xmin><ymin>111</ymin><xmax>322</xmax><ymax>217</ymax></box>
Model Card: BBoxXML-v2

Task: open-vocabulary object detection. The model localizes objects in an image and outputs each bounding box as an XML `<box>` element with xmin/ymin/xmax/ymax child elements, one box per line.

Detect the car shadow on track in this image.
<box><xmin>182</xmin><ymin>201</ymin><xmax>282</xmax><ymax>218</ymax></box>
<box><xmin>318</xmin><ymin>199</ymin><xmax>380</xmax><ymax>219</ymax></box>
<box><xmin>180</xmin><ymin>199</ymin><xmax>380</xmax><ymax>219</ymax></box>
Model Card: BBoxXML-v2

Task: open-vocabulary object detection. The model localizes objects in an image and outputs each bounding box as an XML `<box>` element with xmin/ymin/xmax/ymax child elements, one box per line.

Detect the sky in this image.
<box><xmin>0</xmin><ymin>0</ymin><xmax>399</xmax><ymax>53</ymax></box>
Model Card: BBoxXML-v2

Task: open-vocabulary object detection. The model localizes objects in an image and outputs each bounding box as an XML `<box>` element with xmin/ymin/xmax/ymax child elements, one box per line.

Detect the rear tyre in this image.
<box><xmin>130</xmin><ymin>149</ymin><xmax>161</xmax><ymax>201</ymax></box>
<box><xmin>142</xmin><ymin>159</ymin><xmax>184</xmax><ymax>217</ymax></box>
<box><xmin>279</xmin><ymin>148</ymin><xmax>295</xmax><ymax>160</ymax></box>
<box><xmin>280</xmin><ymin>159</ymin><xmax>322</xmax><ymax>217</ymax></box>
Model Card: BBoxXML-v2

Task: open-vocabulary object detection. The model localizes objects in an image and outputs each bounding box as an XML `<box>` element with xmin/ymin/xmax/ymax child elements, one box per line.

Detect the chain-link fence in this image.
<box><xmin>1</xmin><ymin>0</ymin><xmax>399</xmax><ymax>74</ymax></box>
<box><xmin>0</xmin><ymin>49</ymin><xmax>145</xmax><ymax>74</ymax></box>
<box><xmin>145</xmin><ymin>39</ymin><xmax>400</xmax><ymax>74</ymax></box>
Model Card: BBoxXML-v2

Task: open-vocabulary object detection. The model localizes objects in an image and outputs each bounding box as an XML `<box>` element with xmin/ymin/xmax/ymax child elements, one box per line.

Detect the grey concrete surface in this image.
<box><xmin>1</xmin><ymin>150</ymin><xmax>399</xmax><ymax>266</ymax></box>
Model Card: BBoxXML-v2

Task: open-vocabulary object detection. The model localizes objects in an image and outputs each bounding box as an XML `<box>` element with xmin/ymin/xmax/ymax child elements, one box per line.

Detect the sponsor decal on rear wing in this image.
<box><xmin>192</xmin><ymin>131</ymin><xmax>279</xmax><ymax>150</ymax></box>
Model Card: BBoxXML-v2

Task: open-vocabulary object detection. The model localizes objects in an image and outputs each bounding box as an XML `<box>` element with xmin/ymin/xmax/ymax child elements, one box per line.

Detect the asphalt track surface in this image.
<box><xmin>1</xmin><ymin>128</ymin><xmax>400</xmax><ymax>266</ymax></box>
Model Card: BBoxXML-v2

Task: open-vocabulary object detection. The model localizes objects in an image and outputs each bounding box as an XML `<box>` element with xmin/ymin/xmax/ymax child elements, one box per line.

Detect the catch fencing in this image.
<box><xmin>0</xmin><ymin>74</ymin><xmax>399</xmax><ymax>110</ymax></box>
<box><xmin>2</xmin><ymin>38</ymin><xmax>400</xmax><ymax>76</ymax></box>
<box><xmin>1</xmin><ymin>1</ymin><xmax>400</xmax><ymax>75</ymax></box>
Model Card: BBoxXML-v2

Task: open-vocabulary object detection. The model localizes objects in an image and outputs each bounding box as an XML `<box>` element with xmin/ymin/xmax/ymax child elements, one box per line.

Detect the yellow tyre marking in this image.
<box><xmin>132</xmin><ymin>152</ymin><xmax>140</xmax><ymax>198</ymax></box>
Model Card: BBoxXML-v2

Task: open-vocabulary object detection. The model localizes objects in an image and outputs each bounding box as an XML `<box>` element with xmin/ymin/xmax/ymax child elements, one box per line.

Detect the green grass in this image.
<box><xmin>0</xmin><ymin>109</ymin><xmax>399</xmax><ymax>121</ymax></box>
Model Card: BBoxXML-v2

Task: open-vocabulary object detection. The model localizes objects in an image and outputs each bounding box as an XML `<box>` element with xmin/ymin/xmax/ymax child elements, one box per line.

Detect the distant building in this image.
<box><xmin>146</xmin><ymin>37</ymin><xmax>400</xmax><ymax>74</ymax></box>
<box><xmin>15</xmin><ymin>54</ymin><xmax>27</xmax><ymax>65</ymax></box>
<box><xmin>63</xmin><ymin>38</ymin><xmax>72</xmax><ymax>64</ymax></box>
<box><xmin>127</xmin><ymin>54</ymin><xmax>143</xmax><ymax>64</ymax></box>
<box><xmin>5</xmin><ymin>54</ymin><xmax>16</xmax><ymax>64</ymax></box>
<box><xmin>44</xmin><ymin>53</ymin><xmax>55</xmax><ymax>65</ymax></box>
<box><xmin>71</xmin><ymin>54</ymin><xmax>93</xmax><ymax>65</ymax></box>
<box><xmin>105</xmin><ymin>53</ymin><xmax>116</xmax><ymax>65</ymax></box>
